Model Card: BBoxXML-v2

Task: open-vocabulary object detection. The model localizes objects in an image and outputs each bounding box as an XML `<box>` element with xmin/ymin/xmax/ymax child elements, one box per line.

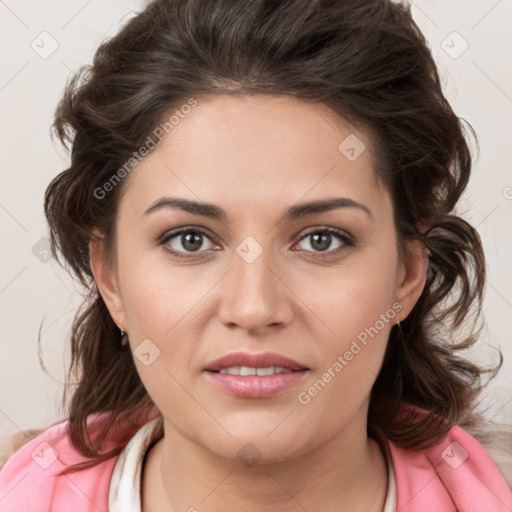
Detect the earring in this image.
<box><xmin>120</xmin><ymin>329</ymin><xmax>129</xmax><ymax>346</ymax></box>
<box><xmin>395</xmin><ymin>319</ymin><xmax>406</xmax><ymax>344</ymax></box>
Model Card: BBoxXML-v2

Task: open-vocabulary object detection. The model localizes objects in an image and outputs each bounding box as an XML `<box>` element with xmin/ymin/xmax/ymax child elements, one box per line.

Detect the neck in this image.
<box><xmin>147</xmin><ymin>402</ymin><xmax>388</xmax><ymax>512</ymax></box>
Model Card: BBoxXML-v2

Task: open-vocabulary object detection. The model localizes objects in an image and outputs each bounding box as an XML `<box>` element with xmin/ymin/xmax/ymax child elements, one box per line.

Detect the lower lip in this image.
<box><xmin>205</xmin><ymin>370</ymin><xmax>308</xmax><ymax>398</ymax></box>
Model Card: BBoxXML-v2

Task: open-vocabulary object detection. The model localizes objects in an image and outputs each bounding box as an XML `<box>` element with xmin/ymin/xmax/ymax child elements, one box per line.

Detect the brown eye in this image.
<box><xmin>178</xmin><ymin>231</ymin><xmax>205</xmax><ymax>252</ymax></box>
<box><xmin>294</xmin><ymin>228</ymin><xmax>354</xmax><ymax>256</ymax></box>
<box><xmin>160</xmin><ymin>228</ymin><xmax>219</xmax><ymax>257</ymax></box>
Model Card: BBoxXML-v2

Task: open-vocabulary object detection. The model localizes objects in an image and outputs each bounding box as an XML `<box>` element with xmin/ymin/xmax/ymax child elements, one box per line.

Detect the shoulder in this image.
<box><xmin>463</xmin><ymin>419</ymin><xmax>512</xmax><ymax>487</ymax></box>
<box><xmin>0</xmin><ymin>410</ymin><xmax>158</xmax><ymax>511</ymax></box>
<box><xmin>0</xmin><ymin>417</ymin><xmax>114</xmax><ymax>511</ymax></box>
<box><xmin>0</xmin><ymin>418</ymin><xmax>85</xmax><ymax>511</ymax></box>
<box><xmin>387</xmin><ymin>403</ymin><xmax>512</xmax><ymax>511</ymax></box>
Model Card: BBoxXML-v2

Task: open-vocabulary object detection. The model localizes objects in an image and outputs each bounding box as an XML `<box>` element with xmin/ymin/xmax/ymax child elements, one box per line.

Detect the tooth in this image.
<box><xmin>217</xmin><ymin>366</ymin><xmax>296</xmax><ymax>376</ymax></box>
<box><xmin>274</xmin><ymin>367</ymin><xmax>292</xmax><ymax>374</ymax></box>
<box><xmin>240</xmin><ymin>366</ymin><xmax>257</xmax><ymax>376</ymax></box>
<box><xmin>256</xmin><ymin>367</ymin><xmax>275</xmax><ymax>376</ymax></box>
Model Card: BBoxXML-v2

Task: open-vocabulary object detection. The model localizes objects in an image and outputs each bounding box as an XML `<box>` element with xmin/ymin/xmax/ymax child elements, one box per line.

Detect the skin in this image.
<box><xmin>90</xmin><ymin>94</ymin><xmax>429</xmax><ymax>511</ymax></box>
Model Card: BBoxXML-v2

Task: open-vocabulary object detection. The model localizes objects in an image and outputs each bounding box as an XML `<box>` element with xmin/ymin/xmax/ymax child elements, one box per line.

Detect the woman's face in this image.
<box><xmin>92</xmin><ymin>94</ymin><xmax>427</xmax><ymax>463</ymax></box>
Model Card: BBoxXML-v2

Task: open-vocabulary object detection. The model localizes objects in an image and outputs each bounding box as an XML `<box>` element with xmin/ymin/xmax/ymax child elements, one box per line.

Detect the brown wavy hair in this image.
<box><xmin>41</xmin><ymin>0</ymin><xmax>502</xmax><ymax>475</ymax></box>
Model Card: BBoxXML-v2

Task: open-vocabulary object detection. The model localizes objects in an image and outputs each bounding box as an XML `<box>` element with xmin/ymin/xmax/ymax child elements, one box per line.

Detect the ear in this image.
<box><xmin>89</xmin><ymin>233</ymin><xmax>127</xmax><ymax>330</ymax></box>
<box><xmin>395</xmin><ymin>238</ymin><xmax>429</xmax><ymax>322</ymax></box>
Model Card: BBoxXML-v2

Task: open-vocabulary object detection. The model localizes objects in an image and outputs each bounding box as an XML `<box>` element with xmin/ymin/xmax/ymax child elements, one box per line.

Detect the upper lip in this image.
<box><xmin>204</xmin><ymin>351</ymin><xmax>308</xmax><ymax>372</ymax></box>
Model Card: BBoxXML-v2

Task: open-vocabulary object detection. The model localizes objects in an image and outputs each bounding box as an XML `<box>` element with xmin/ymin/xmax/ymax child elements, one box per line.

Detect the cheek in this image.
<box><xmin>296</xmin><ymin>238</ymin><xmax>399</xmax><ymax>382</ymax></box>
<box><xmin>116</xmin><ymin>250</ymin><xmax>221</xmax><ymax>388</ymax></box>
<box><xmin>295</xmin><ymin>276</ymin><xmax>398</xmax><ymax>429</ymax></box>
<box><xmin>312</xmin><ymin>281</ymin><xmax>395</xmax><ymax>378</ymax></box>
<box><xmin>302</xmin><ymin>244</ymin><xmax>398</xmax><ymax>337</ymax></box>
<box><xmin>117</xmin><ymin>241</ymin><xmax>203</xmax><ymax>334</ymax></box>
<box><xmin>117</xmin><ymin>258</ymin><xmax>207</xmax><ymax>414</ymax></box>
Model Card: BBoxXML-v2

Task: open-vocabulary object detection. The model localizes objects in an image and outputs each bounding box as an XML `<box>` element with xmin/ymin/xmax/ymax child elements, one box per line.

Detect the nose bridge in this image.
<box><xmin>218</xmin><ymin>234</ymin><xmax>291</xmax><ymax>330</ymax></box>
<box><xmin>233</xmin><ymin>235</ymin><xmax>277</xmax><ymax>305</ymax></box>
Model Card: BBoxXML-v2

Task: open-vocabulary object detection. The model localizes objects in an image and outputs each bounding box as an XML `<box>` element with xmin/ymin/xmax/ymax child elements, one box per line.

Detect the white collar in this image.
<box><xmin>109</xmin><ymin>415</ymin><xmax>164</xmax><ymax>511</ymax></box>
<box><xmin>108</xmin><ymin>416</ymin><xmax>396</xmax><ymax>511</ymax></box>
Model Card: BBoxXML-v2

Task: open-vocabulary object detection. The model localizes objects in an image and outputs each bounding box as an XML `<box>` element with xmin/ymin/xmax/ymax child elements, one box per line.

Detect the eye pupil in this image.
<box><xmin>311</xmin><ymin>232</ymin><xmax>331</xmax><ymax>251</ymax></box>
<box><xmin>182</xmin><ymin>232</ymin><xmax>203</xmax><ymax>252</ymax></box>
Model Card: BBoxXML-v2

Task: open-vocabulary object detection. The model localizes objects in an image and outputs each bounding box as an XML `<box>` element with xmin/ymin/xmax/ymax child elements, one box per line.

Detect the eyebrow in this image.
<box><xmin>143</xmin><ymin>196</ymin><xmax>373</xmax><ymax>222</ymax></box>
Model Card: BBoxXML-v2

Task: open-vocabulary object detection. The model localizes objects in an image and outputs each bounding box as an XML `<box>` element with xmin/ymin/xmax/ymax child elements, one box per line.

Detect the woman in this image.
<box><xmin>1</xmin><ymin>0</ymin><xmax>511</xmax><ymax>510</ymax></box>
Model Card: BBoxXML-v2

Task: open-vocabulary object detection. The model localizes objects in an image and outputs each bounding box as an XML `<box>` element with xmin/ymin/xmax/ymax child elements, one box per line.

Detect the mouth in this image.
<box><xmin>204</xmin><ymin>351</ymin><xmax>309</xmax><ymax>372</ymax></box>
<box><xmin>215</xmin><ymin>366</ymin><xmax>299</xmax><ymax>376</ymax></box>
<box><xmin>204</xmin><ymin>352</ymin><xmax>309</xmax><ymax>398</ymax></box>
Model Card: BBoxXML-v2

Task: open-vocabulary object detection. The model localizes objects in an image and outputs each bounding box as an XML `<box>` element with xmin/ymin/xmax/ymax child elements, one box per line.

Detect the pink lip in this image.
<box><xmin>204</xmin><ymin>351</ymin><xmax>309</xmax><ymax>399</ymax></box>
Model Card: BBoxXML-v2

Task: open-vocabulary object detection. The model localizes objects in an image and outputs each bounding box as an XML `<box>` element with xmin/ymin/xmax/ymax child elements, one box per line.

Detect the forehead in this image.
<box><xmin>119</xmin><ymin>94</ymin><xmax>387</xmax><ymax>219</ymax></box>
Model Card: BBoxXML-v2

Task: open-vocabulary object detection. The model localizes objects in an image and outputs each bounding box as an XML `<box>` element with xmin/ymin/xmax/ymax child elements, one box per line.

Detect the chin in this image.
<box><xmin>197</xmin><ymin>428</ymin><xmax>311</xmax><ymax>467</ymax></box>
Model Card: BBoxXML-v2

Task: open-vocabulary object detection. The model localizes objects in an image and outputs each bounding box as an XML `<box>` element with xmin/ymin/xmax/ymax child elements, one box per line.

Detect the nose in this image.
<box><xmin>217</xmin><ymin>241</ymin><xmax>294</xmax><ymax>334</ymax></box>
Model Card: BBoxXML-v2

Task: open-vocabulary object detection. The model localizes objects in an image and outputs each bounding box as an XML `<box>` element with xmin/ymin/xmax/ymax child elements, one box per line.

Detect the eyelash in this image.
<box><xmin>158</xmin><ymin>226</ymin><xmax>354</xmax><ymax>259</ymax></box>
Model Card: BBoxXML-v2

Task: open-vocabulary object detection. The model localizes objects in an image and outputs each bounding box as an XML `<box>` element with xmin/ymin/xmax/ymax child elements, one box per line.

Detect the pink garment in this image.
<box><xmin>1</xmin><ymin>404</ymin><xmax>511</xmax><ymax>511</ymax></box>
